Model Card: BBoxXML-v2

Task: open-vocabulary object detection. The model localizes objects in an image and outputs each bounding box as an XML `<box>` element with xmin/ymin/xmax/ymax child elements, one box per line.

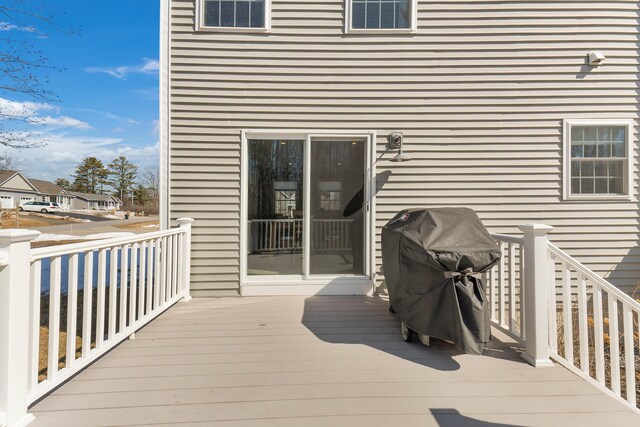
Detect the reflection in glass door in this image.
<box><xmin>247</xmin><ymin>140</ymin><xmax>304</xmax><ymax>275</ymax></box>
<box><xmin>310</xmin><ymin>139</ymin><xmax>365</xmax><ymax>275</ymax></box>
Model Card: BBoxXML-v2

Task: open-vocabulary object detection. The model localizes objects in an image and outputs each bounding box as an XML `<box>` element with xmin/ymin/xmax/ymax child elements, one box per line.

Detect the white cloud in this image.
<box><xmin>0</xmin><ymin>97</ymin><xmax>91</xmax><ymax>130</ymax></box>
<box><xmin>0</xmin><ymin>98</ymin><xmax>55</xmax><ymax>118</ymax></box>
<box><xmin>0</xmin><ymin>21</ymin><xmax>36</xmax><ymax>33</ymax></box>
<box><xmin>32</xmin><ymin>116</ymin><xmax>92</xmax><ymax>130</ymax></box>
<box><xmin>6</xmin><ymin>134</ymin><xmax>159</xmax><ymax>182</ymax></box>
<box><xmin>152</xmin><ymin>119</ymin><xmax>159</xmax><ymax>135</ymax></box>
<box><xmin>85</xmin><ymin>58</ymin><xmax>160</xmax><ymax>80</ymax></box>
<box><xmin>127</xmin><ymin>118</ymin><xmax>139</xmax><ymax>125</ymax></box>
<box><xmin>112</xmin><ymin>127</ymin><xmax>125</xmax><ymax>133</ymax></box>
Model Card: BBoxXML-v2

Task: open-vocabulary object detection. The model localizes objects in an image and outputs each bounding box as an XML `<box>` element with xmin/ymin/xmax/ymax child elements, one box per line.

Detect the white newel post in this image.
<box><xmin>0</xmin><ymin>230</ymin><xmax>40</xmax><ymax>427</ymax></box>
<box><xmin>177</xmin><ymin>218</ymin><xmax>194</xmax><ymax>302</ymax></box>
<box><xmin>518</xmin><ymin>224</ymin><xmax>554</xmax><ymax>368</ymax></box>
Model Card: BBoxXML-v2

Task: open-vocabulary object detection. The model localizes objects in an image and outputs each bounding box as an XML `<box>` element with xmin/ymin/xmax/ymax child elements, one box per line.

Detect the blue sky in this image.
<box><xmin>2</xmin><ymin>0</ymin><xmax>160</xmax><ymax>182</ymax></box>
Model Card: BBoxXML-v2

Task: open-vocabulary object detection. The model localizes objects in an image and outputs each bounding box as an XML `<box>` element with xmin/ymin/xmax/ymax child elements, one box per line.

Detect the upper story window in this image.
<box><xmin>346</xmin><ymin>0</ymin><xmax>417</xmax><ymax>33</ymax></box>
<box><xmin>198</xmin><ymin>0</ymin><xmax>271</xmax><ymax>31</ymax></box>
<box><xmin>563</xmin><ymin>120</ymin><xmax>634</xmax><ymax>200</ymax></box>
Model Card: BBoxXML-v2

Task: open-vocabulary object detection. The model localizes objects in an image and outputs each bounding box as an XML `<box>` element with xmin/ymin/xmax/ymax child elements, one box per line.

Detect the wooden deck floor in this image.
<box><xmin>30</xmin><ymin>296</ymin><xmax>640</xmax><ymax>426</ymax></box>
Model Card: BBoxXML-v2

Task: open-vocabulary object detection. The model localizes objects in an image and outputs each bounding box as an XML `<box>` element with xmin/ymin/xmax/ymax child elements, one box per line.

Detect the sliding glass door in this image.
<box><xmin>245</xmin><ymin>136</ymin><xmax>369</xmax><ymax>280</ymax></box>
<box><xmin>309</xmin><ymin>139</ymin><xmax>365</xmax><ymax>275</ymax></box>
<box><xmin>247</xmin><ymin>139</ymin><xmax>304</xmax><ymax>275</ymax></box>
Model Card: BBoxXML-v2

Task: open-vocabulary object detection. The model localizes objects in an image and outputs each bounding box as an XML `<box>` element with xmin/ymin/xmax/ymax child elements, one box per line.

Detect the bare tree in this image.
<box><xmin>0</xmin><ymin>152</ymin><xmax>16</xmax><ymax>170</ymax></box>
<box><xmin>0</xmin><ymin>1</ymin><xmax>69</xmax><ymax>148</ymax></box>
<box><xmin>141</xmin><ymin>167</ymin><xmax>160</xmax><ymax>207</ymax></box>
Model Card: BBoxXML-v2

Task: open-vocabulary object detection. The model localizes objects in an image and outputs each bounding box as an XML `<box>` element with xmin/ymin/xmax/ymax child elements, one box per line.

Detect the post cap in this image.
<box><xmin>518</xmin><ymin>223</ymin><xmax>553</xmax><ymax>236</ymax></box>
<box><xmin>177</xmin><ymin>217</ymin><xmax>195</xmax><ymax>225</ymax></box>
<box><xmin>0</xmin><ymin>229</ymin><xmax>41</xmax><ymax>244</ymax></box>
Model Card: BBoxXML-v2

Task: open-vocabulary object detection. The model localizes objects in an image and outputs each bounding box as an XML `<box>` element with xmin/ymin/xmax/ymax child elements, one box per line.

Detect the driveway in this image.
<box><xmin>54</xmin><ymin>212</ymin><xmax>112</xmax><ymax>222</ymax></box>
<box><xmin>32</xmin><ymin>216</ymin><xmax>158</xmax><ymax>236</ymax></box>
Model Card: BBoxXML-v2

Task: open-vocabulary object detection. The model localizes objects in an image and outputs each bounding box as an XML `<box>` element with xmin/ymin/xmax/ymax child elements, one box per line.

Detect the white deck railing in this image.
<box><xmin>547</xmin><ymin>242</ymin><xmax>639</xmax><ymax>410</ymax></box>
<box><xmin>491</xmin><ymin>225</ymin><xmax>639</xmax><ymax>412</ymax></box>
<box><xmin>488</xmin><ymin>233</ymin><xmax>525</xmax><ymax>342</ymax></box>
<box><xmin>249</xmin><ymin>218</ymin><xmax>353</xmax><ymax>253</ymax></box>
<box><xmin>0</xmin><ymin>218</ymin><xmax>193</xmax><ymax>427</ymax></box>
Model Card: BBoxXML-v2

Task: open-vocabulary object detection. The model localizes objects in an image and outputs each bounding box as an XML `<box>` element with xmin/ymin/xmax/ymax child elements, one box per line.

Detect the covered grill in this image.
<box><xmin>381</xmin><ymin>208</ymin><xmax>501</xmax><ymax>354</ymax></box>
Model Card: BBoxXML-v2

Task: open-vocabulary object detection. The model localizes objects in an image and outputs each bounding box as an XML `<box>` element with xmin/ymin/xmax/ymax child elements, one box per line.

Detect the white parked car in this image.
<box><xmin>19</xmin><ymin>201</ymin><xmax>61</xmax><ymax>214</ymax></box>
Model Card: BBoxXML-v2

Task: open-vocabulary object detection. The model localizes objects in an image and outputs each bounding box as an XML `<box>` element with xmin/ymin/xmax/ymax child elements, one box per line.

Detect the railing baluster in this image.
<box><xmin>47</xmin><ymin>256</ymin><xmax>61</xmax><ymax>381</ymax></box>
<box><xmin>138</xmin><ymin>241</ymin><xmax>147</xmax><ymax>318</ymax></box>
<box><xmin>576</xmin><ymin>272</ymin><xmax>588</xmax><ymax>374</ymax></box>
<box><xmin>548</xmin><ymin>254</ymin><xmax>558</xmax><ymax>353</ymax></box>
<box><xmin>593</xmin><ymin>285</ymin><xmax>605</xmax><ymax>384</ymax></box>
<box><xmin>607</xmin><ymin>294</ymin><xmax>620</xmax><ymax>395</ymax></box>
<box><xmin>176</xmin><ymin>234</ymin><xmax>183</xmax><ymax>297</ymax></box>
<box><xmin>28</xmin><ymin>261</ymin><xmax>41</xmax><ymax>390</ymax></box>
<box><xmin>489</xmin><ymin>267</ymin><xmax>496</xmax><ymax>322</ymax></box>
<box><xmin>169</xmin><ymin>235</ymin><xmax>175</xmax><ymax>298</ymax></box>
<box><xmin>498</xmin><ymin>242</ymin><xmax>505</xmax><ymax>326</ymax></box>
<box><xmin>172</xmin><ymin>234</ymin><xmax>178</xmax><ymax>298</ymax></box>
<box><xmin>561</xmin><ymin>262</ymin><xmax>573</xmax><ymax>362</ymax></box>
<box><xmin>508</xmin><ymin>243</ymin><xmax>516</xmax><ymax>333</ymax></box>
<box><xmin>81</xmin><ymin>251</ymin><xmax>93</xmax><ymax>357</ymax></box>
<box><xmin>622</xmin><ymin>304</ymin><xmax>635</xmax><ymax>405</ymax></box>
<box><xmin>129</xmin><ymin>243</ymin><xmax>138</xmax><ymax>326</ymax></box>
<box><xmin>161</xmin><ymin>236</ymin><xmax>168</xmax><ymax>305</ymax></box>
<box><xmin>96</xmin><ymin>248</ymin><xmax>108</xmax><ymax>348</ymax></box>
<box><xmin>119</xmin><ymin>245</ymin><xmax>128</xmax><ymax>332</ymax></box>
<box><xmin>165</xmin><ymin>235</ymin><xmax>172</xmax><ymax>299</ymax></box>
<box><xmin>66</xmin><ymin>254</ymin><xmax>79</xmax><ymax>369</ymax></box>
<box><xmin>154</xmin><ymin>238</ymin><xmax>162</xmax><ymax>309</ymax></box>
<box><xmin>147</xmin><ymin>240</ymin><xmax>155</xmax><ymax>313</ymax></box>
<box><xmin>108</xmin><ymin>247</ymin><xmax>118</xmax><ymax>339</ymax></box>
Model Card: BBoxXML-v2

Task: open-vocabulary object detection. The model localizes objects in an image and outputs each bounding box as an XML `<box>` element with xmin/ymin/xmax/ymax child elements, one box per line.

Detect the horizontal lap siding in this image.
<box><xmin>169</xmin><ymin>0</ymin><xmax>640</xmax><ymax>295</ymax></box>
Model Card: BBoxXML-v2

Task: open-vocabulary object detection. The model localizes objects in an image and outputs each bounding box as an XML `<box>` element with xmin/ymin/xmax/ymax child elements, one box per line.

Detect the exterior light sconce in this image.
<box><xmin>388</xmin><ymin>132</ymin><xmax>411</xmax><ymax>162</ymax></box>
<box><xmin>588</xmin><ymin>51</ymin><xmax>605</xmax><ymax>66</ymax></box>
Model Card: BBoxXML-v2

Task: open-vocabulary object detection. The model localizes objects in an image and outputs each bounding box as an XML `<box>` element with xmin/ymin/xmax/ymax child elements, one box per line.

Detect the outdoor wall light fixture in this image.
<box><xmin>588</xmin><ymin>51</ymin><xmax>605</xmax><ymax>66</ymax></box>
<box><xmin>388</xmin><ymin>132</ymin><xmax>411</xmax><ymax>162</ymax></box>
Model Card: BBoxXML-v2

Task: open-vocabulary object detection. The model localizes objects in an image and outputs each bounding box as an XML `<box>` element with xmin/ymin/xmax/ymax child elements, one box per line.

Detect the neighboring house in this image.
<box><xmin>160</xmin><ymin>0</ymin><xmax>639</xmax><ymax>295</ymax></box>
<box><xmin>69</xmin><ymin>191</ymin><xmax>120</xmax><ymax>211</ymax></box>
<box><xmin>0</xmin><ymin>171</ymin><xmax>75</xmax><ymax>211</ymax></box>
<box><xmin>0</xmin><ymin>170</ymin><xmax>39</xmax><ymax>209</ymax></box>
<box><xmin>28</xmin><ymin>179</ymin><xmax>76</xmax><ymax>211</ymax></box>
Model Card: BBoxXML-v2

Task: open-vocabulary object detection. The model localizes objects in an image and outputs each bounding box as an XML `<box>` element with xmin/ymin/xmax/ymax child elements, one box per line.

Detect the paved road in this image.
<box><xmin>33</xmin><ymin>216</ymin><xmax>158</xmax><ymax>236</ymax></box>
<box><xmin>54</xmin><ymin>212</ymin><xmax>112</xmax><ymax>222</ymax></box>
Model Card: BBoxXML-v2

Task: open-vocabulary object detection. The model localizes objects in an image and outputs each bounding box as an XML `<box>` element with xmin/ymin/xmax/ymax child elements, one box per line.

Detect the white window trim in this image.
<box><xmin>344</xmin><ymin>0</ymin><xmax>417</xmax><ymax>34</ymax></box>
<box><xmin>562</xmin><ymin>119</ymin><xmax>635</xmax><ymax>201</ymax></box>
<box><xmin>195</xmin><ymin>0</ymin><xmax>271</xmax><ymax>33</ymax></box>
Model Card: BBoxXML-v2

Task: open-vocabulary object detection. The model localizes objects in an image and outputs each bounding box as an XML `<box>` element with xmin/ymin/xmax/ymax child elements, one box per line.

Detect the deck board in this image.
<box><xmin>30</xmin><ymin>296</ymin><xmax>640</xmax><ymax>426</ymax></box>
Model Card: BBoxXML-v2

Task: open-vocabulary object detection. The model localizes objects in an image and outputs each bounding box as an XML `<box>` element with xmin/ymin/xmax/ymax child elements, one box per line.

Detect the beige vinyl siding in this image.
<box><xmin>1</xmin><ymin>174</ymin><xmax>35</xmax><ymax>192</ymax></box>
<box><xmin>169</xmin><ymin>0</ymin><xmax>640</xmax><ymax>295</ymax></box>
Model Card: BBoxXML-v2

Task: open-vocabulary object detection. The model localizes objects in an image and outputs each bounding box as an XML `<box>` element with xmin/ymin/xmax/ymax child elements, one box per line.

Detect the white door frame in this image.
<box><xmin>240</xmin><ymin>130</ymin><xmax>377</xmax><ymax>296</ymax></box>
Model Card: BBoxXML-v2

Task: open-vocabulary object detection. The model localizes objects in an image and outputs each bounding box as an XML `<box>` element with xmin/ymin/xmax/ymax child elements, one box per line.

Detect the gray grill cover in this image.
<box><xmin>381</xmin><ymin>208</ymin><xmax>500</xmax><ymax>354</ymax></box>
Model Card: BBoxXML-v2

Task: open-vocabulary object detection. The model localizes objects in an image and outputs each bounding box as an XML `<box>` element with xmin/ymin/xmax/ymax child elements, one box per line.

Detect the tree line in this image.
<box><xmin>55</xmin><ymin>156</ymin><xmax>159</xmax><ymax>208</ymax></box>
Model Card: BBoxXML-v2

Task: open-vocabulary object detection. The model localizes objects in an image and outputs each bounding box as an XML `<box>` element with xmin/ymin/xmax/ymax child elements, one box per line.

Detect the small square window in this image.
<box><xmin>347</xmin><ymin>0</ymin><xmax>416</xmax><ymax>33</ymax></box>
<box><xmin>564</xmin><ymin>120</ymin><xmax>633</xmax><ymax>200</ymax></box>
<box><xmin>200</xmin><ymin>0</ymin><xmax>269</xmax><ymax>31</ymax></box>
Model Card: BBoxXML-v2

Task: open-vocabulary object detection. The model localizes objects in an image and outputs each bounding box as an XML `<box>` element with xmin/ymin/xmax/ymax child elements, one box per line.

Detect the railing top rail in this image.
<box><xmin>31</xmin><ymin>227</ymin><xmax>185</xmax><ymax>261</ymax></box>
<box><xmin>250</xmin><ymin>219</ymin><xmax>302</xmax><ymax>222</ymax></box>
<box><xmin>490</xmin><ymin>233</ymin><xmax>524</xmax><ymax>244</ymax></box>
<box><xmin>548</xmin><ymin>242</ymin><xmax>640</xmax><ymax>311</ymax></box>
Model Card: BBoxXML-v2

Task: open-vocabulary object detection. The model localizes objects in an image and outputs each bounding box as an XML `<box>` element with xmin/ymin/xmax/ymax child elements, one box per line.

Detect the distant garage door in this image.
<box><xmin>0</xmin><ymin>195</ymin><xmax>14</xmax><ymax>209</ymax></box>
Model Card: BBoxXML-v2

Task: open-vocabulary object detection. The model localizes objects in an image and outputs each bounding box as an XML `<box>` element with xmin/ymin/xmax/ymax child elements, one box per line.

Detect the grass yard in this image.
<box><xmin>117</xmin><ymin>220</ymin><xmax>159</xmax><ymax>230</ymax></box>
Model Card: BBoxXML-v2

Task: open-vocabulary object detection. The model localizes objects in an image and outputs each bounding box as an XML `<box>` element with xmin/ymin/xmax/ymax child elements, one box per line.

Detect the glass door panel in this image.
<box><xmin>309</xmin><ymin>139</ymin><xmax>366</xmax><ymax>275</ymax></box>
<box><xmin>247</xmin><ymin>139</ymin><xmax>304</xmax><ymax>275</ymax></box>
